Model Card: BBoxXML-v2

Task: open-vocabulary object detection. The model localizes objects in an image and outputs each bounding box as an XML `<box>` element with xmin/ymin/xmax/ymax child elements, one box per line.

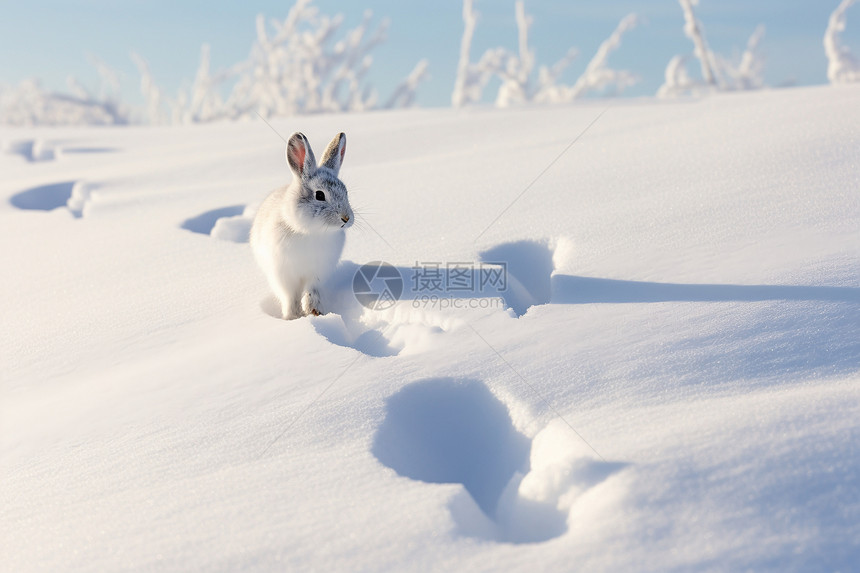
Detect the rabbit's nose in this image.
<box><xmin>341</xmin><ymin>215</ymin><xmax>350</xmax><ymax>223</ymax></box>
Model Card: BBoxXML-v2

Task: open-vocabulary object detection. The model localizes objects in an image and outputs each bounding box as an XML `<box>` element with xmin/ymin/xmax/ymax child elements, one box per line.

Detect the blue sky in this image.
<box><xmin>1</xmin><ymin>1</ymin><xmax>856</xmax><ymax>107</ymax></box>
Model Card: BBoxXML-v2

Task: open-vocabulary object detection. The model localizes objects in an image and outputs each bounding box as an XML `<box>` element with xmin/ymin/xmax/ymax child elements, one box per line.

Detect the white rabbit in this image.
<box><xmin>251</xmin><ymin>132</ymin><xmax>354</xmax><ymax>320</ymax></box>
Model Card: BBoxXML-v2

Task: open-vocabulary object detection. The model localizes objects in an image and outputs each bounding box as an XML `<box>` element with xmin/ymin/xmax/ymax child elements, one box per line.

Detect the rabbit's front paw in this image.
<box><xmin>302</xmin><ymin>289</ymin><xmax>324</xmax><ymax>317</ymax></box>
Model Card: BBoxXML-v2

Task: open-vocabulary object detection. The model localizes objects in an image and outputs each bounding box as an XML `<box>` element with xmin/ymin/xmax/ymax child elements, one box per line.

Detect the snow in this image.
<box><xmin>2</xmin><ymin>84</ymin><xmax>860</xmax><ymax>571</ymax></box>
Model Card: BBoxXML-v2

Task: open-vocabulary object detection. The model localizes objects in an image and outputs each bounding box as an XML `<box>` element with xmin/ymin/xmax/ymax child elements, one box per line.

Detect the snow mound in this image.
<box><xmin>66</xmin><ymin>181</ymin><xmax>92</xmax><ymax>218</ymax></box>
<box><xmin>181</xmin><ymin>204</ymin><xmax>256</xmax><ymax>242</ymax></box>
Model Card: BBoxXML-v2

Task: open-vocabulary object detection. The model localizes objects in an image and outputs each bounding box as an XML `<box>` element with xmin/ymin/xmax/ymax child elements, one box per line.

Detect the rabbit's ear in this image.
<box><xmin>319</xmin><ymin>132</ymin><xmax>346</xmax><ymax>175</ymax></box>
<box><xmin>286</xmin><ymin>132</ymin><xmax>317</xmax><ymax>179</ymax></box>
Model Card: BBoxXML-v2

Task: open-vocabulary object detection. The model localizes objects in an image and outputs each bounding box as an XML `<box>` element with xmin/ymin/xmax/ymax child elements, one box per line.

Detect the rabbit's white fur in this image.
<box><xmin>251</xmin><ymin>132</ymin><xmax>353</xmax><ymax>320</ymax></box>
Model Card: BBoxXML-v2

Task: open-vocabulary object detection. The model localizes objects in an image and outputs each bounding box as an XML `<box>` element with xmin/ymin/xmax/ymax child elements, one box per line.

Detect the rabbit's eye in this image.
<box><xmin>315</xmin><ymin>191</ymin><xmax>326</xmax><ymax>202</ymax></box>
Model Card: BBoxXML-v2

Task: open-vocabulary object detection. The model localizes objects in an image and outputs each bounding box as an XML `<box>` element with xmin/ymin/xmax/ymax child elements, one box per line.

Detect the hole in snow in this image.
<box><xmin>182</xmin><ymin>205</ymin><xmax>252</xmax><ymax>243</ymax></box>
<box><xmin>3</xmin><ymin>139</ymin><xmax>55</xmax><ymax>162</ymax></box>
<box><xmin>373</xmin><ymin>378</ymin><xmax>628</xmax><ymax>544</ymax></box>
<box><xmin>372</xmin><ymin>378</ymin><xmax>531</xmax><ymax>518</ymax></box>
<box><xmin>480</xmin><ymin>239</ymin><xmax>555</xmax><ymax>316</ymax></box>
<box><xmin>181</xmin><ymin>205</ymin><xmax>244</xmax><ymax>235</ymax></box>
<box><xmin>3</xmin><ymin>139</ymin><xmax>34</xmax><ymax>160</ymax></box>
<box><xmin>9</xmin><ymin>181</ymin><xmax>76</xmax><ymax>212</ymax></box>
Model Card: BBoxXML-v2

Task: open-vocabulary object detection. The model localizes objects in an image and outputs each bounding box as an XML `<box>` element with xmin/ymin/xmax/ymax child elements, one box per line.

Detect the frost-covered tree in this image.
<box><xmin>452</xmin><ymin>0</ymin><xmax>638</xmax><ymax>108</ymax></box>
<box><xmin>825</xmin><ymin>0</ymin><xmax>860</xmax><ymax>83</ymax></box>
<box><xmin>131</xmin><ymin>53</ymin><xmax>169</xmax><ymax>125</ymax></box>
<box><xmin>536</xmin><ymin>13</ymin><xmax>640</xmax><ymax>104</ymax></box>
<box><xmin>730</xmin><ymin>25</ymin><xmax>767</xmax><ymax>90</ymax></box>
<box><xmin>658</xmin><ymin>0</ymin><xmax>766</xmax><ymax>98</ymax></box>
<box><xmin>3</xmin><ymin>0</ymin><xmax>425</xmax><ymax>127</ymax></box>
<box><xmin>452</xmin><ymin>0</ymin><xmax>510</xmax><ymax>107</ymax></box>
<box><xmin>136</xmin><ymin>0</ymin><xmax>428</xmax><ymax>124</ymax></box>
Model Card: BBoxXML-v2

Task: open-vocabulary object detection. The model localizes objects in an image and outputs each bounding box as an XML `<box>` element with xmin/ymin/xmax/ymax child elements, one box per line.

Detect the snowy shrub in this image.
<box><xmin>383</xmin><ymin>60</ymin><xmax>430</xmax><ymax>109</ymax></box>
<box><xmin>135</xmin><ymin>0</ymin><xmax>428</xmax><ymax>124</ymax></box>
<box><xmin>825</xmin><ymin>0</ymin><xmax>860</xmax><ymax>83</ymax></box>
<box><xmin>2</xmin><ymin>0</ymin><xmax>425</xmax><ymax>126</ymax></box>
<box><xmin>452</xmin><ymin>0</ymin><xmax>639</xmax><ymax>108</ymax></box>
<box><xmin>0</xmin><ymin>58</ymin><xmax>129</xmax><ymax>126</ymax></box>
<box><xmin>658</xmin><ymin>0</ymin><xmax>766</xmax><ymax>98</ymax></box>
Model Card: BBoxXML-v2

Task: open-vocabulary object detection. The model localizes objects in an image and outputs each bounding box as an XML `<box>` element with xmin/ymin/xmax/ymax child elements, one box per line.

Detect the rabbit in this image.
<box><xmin>251</xmin><ymin>132</ymin><xmax>354</xmax><ymax>320</ymax></box>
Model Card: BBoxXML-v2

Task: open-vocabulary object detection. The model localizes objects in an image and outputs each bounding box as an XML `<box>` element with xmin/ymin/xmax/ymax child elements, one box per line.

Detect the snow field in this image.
<box><xmin>1</xmin><ymin>84</ymin><xmax>859</xmax><ymax>571</ymax></box>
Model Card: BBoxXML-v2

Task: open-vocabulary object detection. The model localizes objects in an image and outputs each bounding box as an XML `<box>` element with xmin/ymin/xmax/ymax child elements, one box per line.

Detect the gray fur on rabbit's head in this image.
<box><xmin>286</xmin><ymin>132</ymin><xmax>354</xmax><ymax>233</ymax></box>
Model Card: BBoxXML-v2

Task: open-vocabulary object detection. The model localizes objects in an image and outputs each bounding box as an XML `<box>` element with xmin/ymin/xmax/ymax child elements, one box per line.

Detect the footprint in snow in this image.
<box><xmin>2</xmin><ymin>139</ymin><xmax>56</xmax><ymax>162</ymax></box>
<box><xmin>249</xmin><ymin>238</ymin><xmax>560</xmax><ymax>359</ymax></box>
<box><xmin>305</xmin><ymin>261</ymin><xmax>455</xmax><ymax>357</ymax></box>
<box><xmin>9</xmin><ymin>180</ymin><xmax>93</xmax><ymax>218</ymax></box>
<box><xmin>478</xmin><ymin>239</ymin><xmax>555</xmax><ymax>317</ymax></box>
<box><xmin>2</xmin><ymin>139</ymin><xmax>117</xmax><ymax>162</ymax></box>
<box><xmin>181</xmin><ymin>205</ymin><xmax>255</xmax><ymax>243</ymax></box>
<box><xmin>372</xmin><ymin>378</ymin><xmax>626</xmax><ymax>544</ymax></box>
<box><xmin>286</xmin><ymin>241</ymin><xmax>558</xmax><ymax>357</ymax></box>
